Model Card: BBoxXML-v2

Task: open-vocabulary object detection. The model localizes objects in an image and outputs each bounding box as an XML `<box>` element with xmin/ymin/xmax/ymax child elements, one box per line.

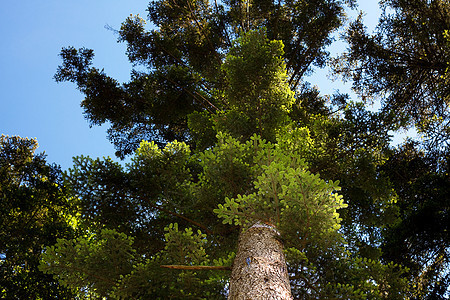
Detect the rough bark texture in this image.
<box><xmin>228</xmin><ymin>223</ymin><xmax>293</xmax><ymax>300</ymax></box>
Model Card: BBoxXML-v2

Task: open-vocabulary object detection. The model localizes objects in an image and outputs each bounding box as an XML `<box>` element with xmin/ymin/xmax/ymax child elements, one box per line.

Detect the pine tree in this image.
<box><xmin>40</xmin><ymin>0</ymin><xmax>415</xmax><ymax>298</ymax></box>
<box><xmin>333</xmin><ymin>0</ymin><xmax>450</xmax><ymax>297</ymax></box>
<box><xmin>0</xmin><ymin>135</ymin><xmax>76</xmax><ymax>299</ymax></box>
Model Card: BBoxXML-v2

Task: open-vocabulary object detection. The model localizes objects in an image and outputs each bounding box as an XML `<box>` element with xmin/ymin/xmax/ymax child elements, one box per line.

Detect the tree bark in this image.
<box><xmin>228</xmin><ymin>222</ymin><xmax>293</xmax><ymax>300</ymax></box>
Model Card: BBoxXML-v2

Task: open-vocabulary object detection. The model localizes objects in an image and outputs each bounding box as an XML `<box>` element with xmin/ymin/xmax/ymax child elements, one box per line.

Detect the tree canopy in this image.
<box><xmin>333</xmin><ymin>0</ymin><xmax>450</xmax><ymax>297</ymax></box>
<box><xmin>54</xmin><ymin>0</ymin><xmax>356</xmax><ymax>158</ymax></box>
<box><xmin>1</xmin><ymin>0</ymin><xmax>449</xmax><ymax>299</ymax></box>
<box><xmin>333</xmin><ymin>0</ymin><xmax>450</xmax><ymax>158</ymax></box>
<box><xmin>47</xmin><ymin>9</ymin><xmax>411</xmax><ymax>297</ymax></box>
<box><xmin>0</xmin><ymin>135</ymin><xmax>76</xmax><ymax>299</ymax></box>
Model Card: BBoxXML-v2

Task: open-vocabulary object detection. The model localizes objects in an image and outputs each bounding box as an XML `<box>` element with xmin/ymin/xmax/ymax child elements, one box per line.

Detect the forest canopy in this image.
<box><xmin>1</xmin><ymin>0</ymin><xmax>449</xmax><ymax>299</ymax></box>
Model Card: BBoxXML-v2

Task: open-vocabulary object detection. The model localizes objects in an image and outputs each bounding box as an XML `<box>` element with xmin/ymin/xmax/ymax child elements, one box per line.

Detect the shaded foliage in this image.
<box><xmin>33</xmin><ymin>0</ymin><xmax>450</xmax><ymax>298</ymax></box>
<box><xmin>381</xmin><ymin>142</ymin><xmax>450</xmax><ymax>299</ymax></box>
<box><xmin>333</xmin><ymin>1</ymin><xmax>450</xmax><ymax>297</ymax></box>
<box><xmin>333</xmin><ymin>0</ymin><xmax>450</xmax><ymax>154</ymax></box>
<box><xmin>0</xmin><ymin>135</ymin><xmax>76</xmax><ymax>299</ymax></box>
<box><xmin>55</xmin><ymin>0</ymin><xmax>355</xmax><ymax>158</ymax></box>
<box><xmin>40</xmin><ymin>24</ymin><xmax>412</xmax><ymax>298</ymax></box>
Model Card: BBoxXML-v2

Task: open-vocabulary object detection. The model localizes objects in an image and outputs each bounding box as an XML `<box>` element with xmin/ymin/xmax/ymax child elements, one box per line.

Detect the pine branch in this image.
<box><xmin>77</xmin><ymin>185</ymin><xmax>215</xmax><ymax>235</ymax></box>
<box><xmin>160</xmin><ymin>73</ymin><xmax>218</xmax><ymax>113</ymax></box>
<box><xmin>160</xmin><ymin>265</ymin><xmax>231</xmax><ymax>270</ymax></box>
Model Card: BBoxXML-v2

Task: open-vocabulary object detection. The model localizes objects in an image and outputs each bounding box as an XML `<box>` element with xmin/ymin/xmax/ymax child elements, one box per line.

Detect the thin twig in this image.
<box><xmin>160</xmin><ymin>264</ymin><xmax>231</xmax><ymax>270</ymax></box>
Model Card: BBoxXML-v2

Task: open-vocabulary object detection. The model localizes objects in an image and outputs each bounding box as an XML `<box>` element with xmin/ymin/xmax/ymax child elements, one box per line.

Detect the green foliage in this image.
<box><xmin>333</xmin><ymin>0</ymin><xmax>450</xmax><ymax>155</ymax></box>
<box><xmin>380</xmin><ymin>142</ymin><xmax>450</xmax><ymax>298</ymax></box>
<box><xmin>289</xmin><ymin>101</ymin><xmax>402</xmax><ymax>259</ymax></box>
<box><xmin>39</xmin><ymin>112</ymin><xmax>414</xmax><ymax>298</ymax></box>
<box><xmin>55</xmin><ymin>0</ymin><xmax>353</xmax><ymax>157</ymax></box>
<box><xmin>65</xmin><ymin>155</ymin><xmax>141</xmax><ymax>233</ymax></box>
<box><xmin>40</xmin><ymin>225</ymin><xmax>228</xmax><ymax>299</ymax></box>
<box><xmin>162</xmin><ymin>223</ymin><xmax>208</xmax><ymax>265</ymax></box>
<box><xmin>113</xmin><ymin>223</ymin><xmax>229</xmax><ymax>299</ymax></box>
<box><xmin>40</xmin><ymin>229</ymin><xmax>136</xmax><ymax>298</ymax></box>
<box><xmin>0</xmin><ymin>135</ymin><xmax>76</xmax><ymax>299</ymax></box>
<box><xmin>40</xmin><ymin>121</ymin><xmax>415</xmax><ymax>298</ymax></box>
<box><xmin>212</xmin><ymin>132</ymin><xmax>346</xmax><ymax>249</ymax></box>
<box><xmin>332</xmin><ymin>1</ymin><xmax>450</xmax><ymax>297</ymax></box>
<box><xmin>187</xmin><ymin>111</ymin><xmax>217</xmax><ymax>150</ymax></box>
<box><xmin>36</xmin><ymin>0</ymin><xmax>450</xmax><ymax>297</ymax></box>
<box><xmin>286</xmin><ymin>247</ymin><xmax>410</xmax><ymax>299</ymax></box>
<box><xmin>45</xmin><ymin>25</ymin><xmax>414</xmax><ymax>296</ymax></box>
<box><xmin>219</xmin><ymin>29</ymin><xmax>295</xmax><ymax>141</ymax></box>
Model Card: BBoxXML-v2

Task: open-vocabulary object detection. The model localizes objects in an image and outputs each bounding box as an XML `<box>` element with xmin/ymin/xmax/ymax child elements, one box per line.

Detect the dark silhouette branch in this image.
<box><xmin>160</xmin><ymin>265</ymin><xmax>231</xmax><ymax>270</ymax></box>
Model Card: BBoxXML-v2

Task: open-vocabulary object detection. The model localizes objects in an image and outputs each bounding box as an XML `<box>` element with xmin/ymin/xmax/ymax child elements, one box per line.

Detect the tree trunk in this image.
<box><xmin>228</xmin><ymin>222</ymin><xmax>293</xmax><ymax>300</ymax></box>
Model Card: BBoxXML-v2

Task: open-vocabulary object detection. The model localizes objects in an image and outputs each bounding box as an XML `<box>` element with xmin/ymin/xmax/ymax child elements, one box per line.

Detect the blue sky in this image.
<box><xmin>1</xmin><ymin>1</ymin><xmax>392</xmax><ymax>170</ymax></box>
<box><xmin>1</xmin><ymin>1</ymin><xmax>149</xmax><ymax>170</ymax></box>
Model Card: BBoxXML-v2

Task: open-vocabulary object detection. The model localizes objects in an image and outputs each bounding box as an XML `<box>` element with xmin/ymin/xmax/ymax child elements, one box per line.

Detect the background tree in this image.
<box><xmin>54</xmin><ymin>0</ymin><xmax>356</xmax><ymax>158</ymax></box>
<box><xmin>333</xmin><ymin>0</ymin><xmax>450</xmax><ymax>298</ymax></box>
<box><xmin>381</xmin><ymin>142</ymin><xmax>449</xmax><ymax>299</ymax></box>
<box><xmin>333</xmin><ymin>0</ymin><xmax>450</xmax><ymax>156</ymax></box>
<box><xmin>0</xmin><ymin>135</ymin><xmax>76</xmax><ymax>299</ymax></box>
